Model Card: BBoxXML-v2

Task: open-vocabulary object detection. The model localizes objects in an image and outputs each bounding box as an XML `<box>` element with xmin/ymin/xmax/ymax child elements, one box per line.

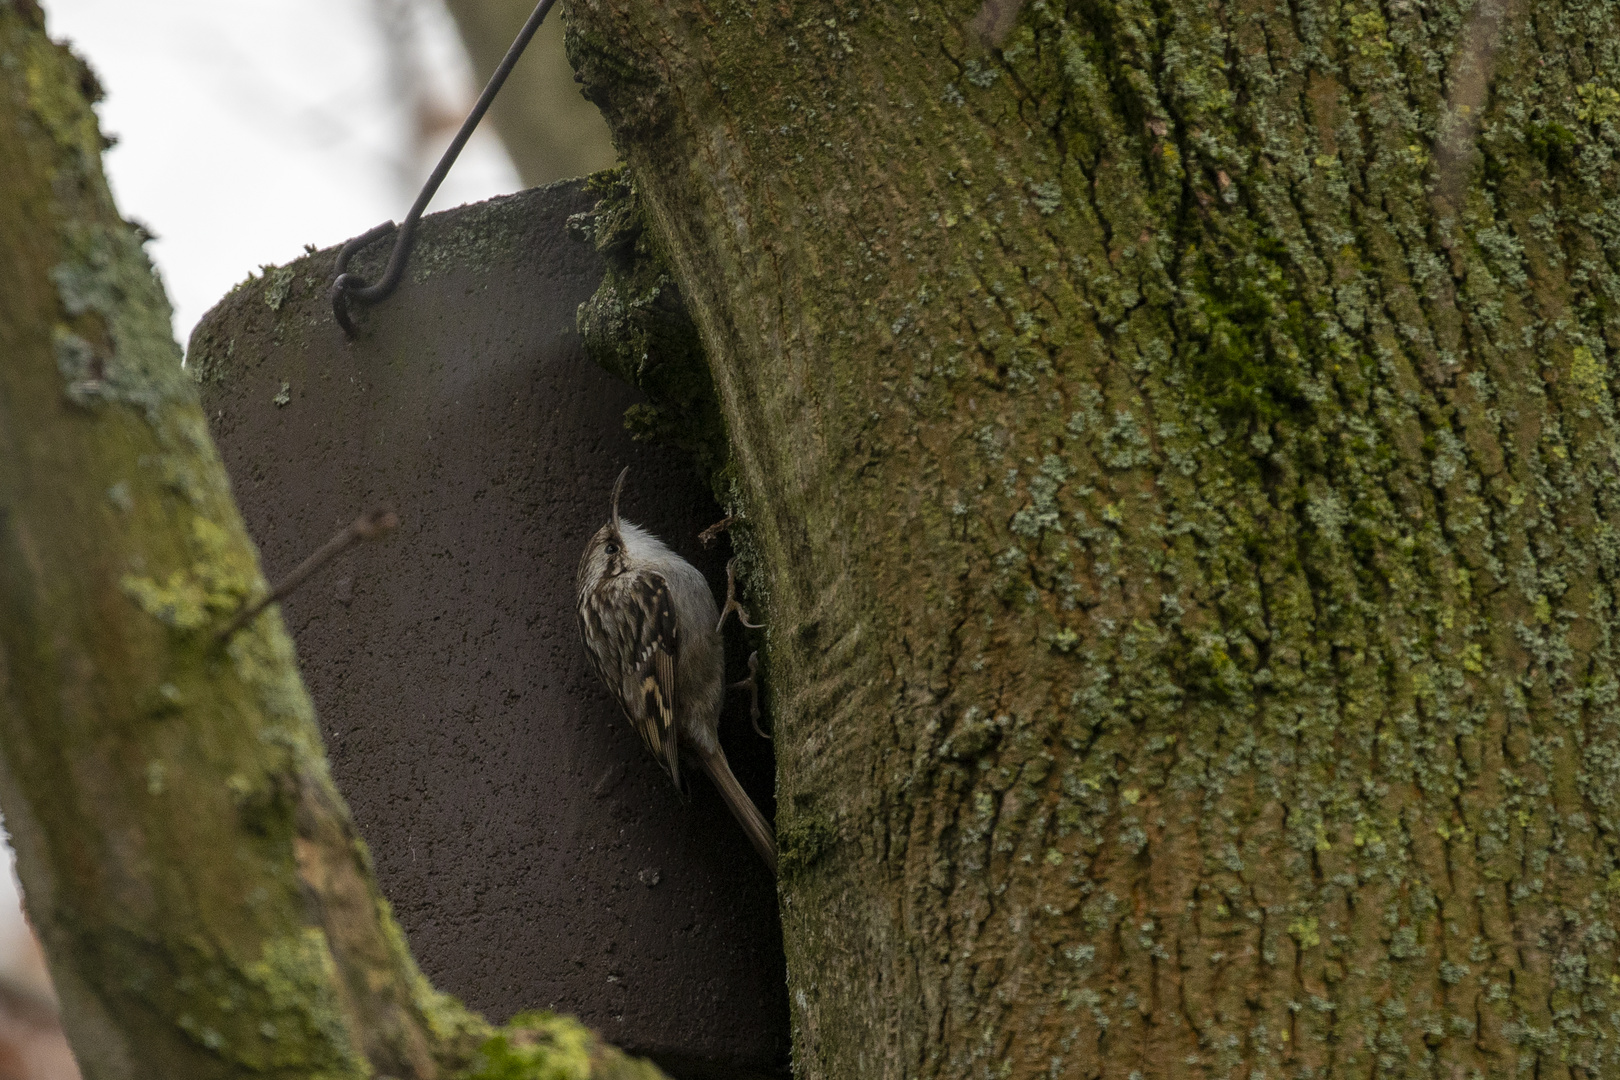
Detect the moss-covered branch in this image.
<box><xmin>0</xmin><ymin>5</ymin><xmax>662</xmax><ymax>1078</ymax></box>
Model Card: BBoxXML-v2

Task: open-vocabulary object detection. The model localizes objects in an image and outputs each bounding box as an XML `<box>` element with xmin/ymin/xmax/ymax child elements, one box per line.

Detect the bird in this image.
<box><xmin>576</xmin><ymin>467</ymin><xmax>778</xmax><ymax>874</ymax></box>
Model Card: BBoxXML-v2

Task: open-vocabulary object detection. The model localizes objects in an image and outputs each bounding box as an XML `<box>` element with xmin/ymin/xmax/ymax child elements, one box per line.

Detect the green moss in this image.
<box><xmin>461</xmin><ymin>1012</ymin><xmax>664</xmax><ymax>1080</ymax></box>
<box><xmin>1575</xmin><ymin>82</ymin><xmax>1620</xmax><ymax>124</ymax></box>
<box><xmin>19</xmin><ymin>31</ymin><xmax>103</xmax><ymax>167</ymax></box>
<box><xmin>374</xmin><ymin>894</ymin><xmax>491</xmax><ymax>1057</ymax></box>
<box><xmin>225</xmin><ymin>612</ymin><xmax>322</xmax><ymax>739</ymax></box>
<box><xmin>571</xmin><ymin>167</ymin><xmax>730</xmax><ymax>488</ymax></box>
<box><xmin>1175</xmin><ymin>237</ymin><xmax>1314</xmax><ymax>433</ymax></box>
<box><xmin>155</xmin><ymin>929</ymin><xmax>370</xmax><ymax>1078</ymax></box>
<box><xmin>462</xmin><ymin>1013</ymin><xmax>594</xmax><ymax>1080</ymax></box>
<box><xmin>777</xmin><ymin>812</ymin><xmax>836</xmax><ymax>875</ymax></box>
<box><xmin>563</xmin><ymin>25</ymin><xmax>669</xmax><ymax>136</ymax></box>
<box><xmin>1346</xmin><ymin>11</ymin><xmax>1394</xmax><ymax>57</ymax></box>
<box><xmin>1527</xmin><ymin>120</ymin><xmax>1578</xmax><ymax>171</ymax></box>
<box><xmin>1571</xmin><ymin>345</ymin><xmax>1609</xmax><ymax>405</ymax></box>
<box><xmin>1288</xmin><ymin>915</ymin><xmax>1322</xmax><ymax>949</ymax></box>
<box><xmin>231</xmin><ymin>928</ymin><xmax>368</xmax><ymax>1074</ymax></box>
<box><xmin>120</xmin><ymin>571</ymin><xmax>210</xmax><ymax>630</ymax></box>
<box><xmin>120</xmin><ymin>511</ymin><xmax>260</xmax><ymax>632</ymax></box>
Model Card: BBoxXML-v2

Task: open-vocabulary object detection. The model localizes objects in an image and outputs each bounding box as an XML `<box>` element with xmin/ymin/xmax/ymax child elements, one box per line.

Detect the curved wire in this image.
<box><xmin>331</xmin><ymin>0</ymin><xmax>562</xmax><ymax>336</ymax></box>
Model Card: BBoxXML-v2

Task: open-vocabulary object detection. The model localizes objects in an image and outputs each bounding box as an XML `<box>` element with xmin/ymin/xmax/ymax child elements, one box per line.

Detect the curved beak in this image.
<box><xmin>610</xmin><ymin>466</ymin><xmax>629</xmax><ymax>532</ymax></box>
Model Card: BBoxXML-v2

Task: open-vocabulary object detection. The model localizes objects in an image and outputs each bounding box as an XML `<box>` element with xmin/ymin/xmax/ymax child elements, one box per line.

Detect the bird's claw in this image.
<box><xmin>698</xmin><ymin>515</ymin><xmax>736</xmax><ymax>548</ymax></box>
<box><xmin>716</xmin><ymin>556</ymin><xmax>764</xmax><ymax>632</ymax></box>
<box><xmin>728</xmin><ymin>652</ymin><xmax>768</xmax><ymax>739</ymax></box>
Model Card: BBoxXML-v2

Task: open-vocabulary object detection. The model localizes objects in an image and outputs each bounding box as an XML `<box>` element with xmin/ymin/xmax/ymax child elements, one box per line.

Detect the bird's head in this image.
<box><xmin>577</xmin><ymin>466</ymin><xmax>632</xmax><ymax>593</ymax></box>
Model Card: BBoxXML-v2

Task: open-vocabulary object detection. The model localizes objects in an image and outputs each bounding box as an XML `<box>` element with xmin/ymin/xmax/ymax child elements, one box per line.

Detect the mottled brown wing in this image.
<box><xmin>621</xmin><ymin>570</ymin><xmax>681</xmax><ymax>789</ymax></box>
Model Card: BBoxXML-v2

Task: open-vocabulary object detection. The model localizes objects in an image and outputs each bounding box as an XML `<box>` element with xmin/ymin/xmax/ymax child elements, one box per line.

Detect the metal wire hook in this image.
<box><xmin>330</xmin><ymin>0</ymin><xmax>561</xmax><ymax>336</ymax></box>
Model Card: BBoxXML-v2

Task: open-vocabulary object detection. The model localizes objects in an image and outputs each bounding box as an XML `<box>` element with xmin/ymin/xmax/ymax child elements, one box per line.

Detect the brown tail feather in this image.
<box><xmin>696</xmin><ymin>747</ymin><xmax>777</xmax><ymax>875</ymax></box>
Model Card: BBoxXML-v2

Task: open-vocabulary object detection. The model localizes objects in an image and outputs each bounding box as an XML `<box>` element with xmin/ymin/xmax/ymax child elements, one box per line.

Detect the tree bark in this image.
<box><xmin>0</xmin><ymin>6</ymin><xmax>659</xmax><ymax>1078</ymax></box>
<box><xmin>440</xmin><ymin>0</ymin><xmax>616</xmax><ymax>185</ymax></box>
<box><xmin>565</xmin><ymin>0</ymin><xmax>1620</xmax><ymax>1075</ymax></box>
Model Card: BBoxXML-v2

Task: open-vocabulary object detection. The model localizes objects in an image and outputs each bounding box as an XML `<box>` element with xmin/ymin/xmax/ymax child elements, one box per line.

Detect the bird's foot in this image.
<box><xmin>698</xmin><ymin>515</ymin><xmax>736</xmax><ymax>548</ymax></box>
<box><xmin>728</xmin><ymin>651</ymin><xmax>769</xmax><ymax>739</ymax></box>
<box><xmin>716</xmin><ymin>556</ymin><xmax>764</xmax><ymax>632</ymax></box>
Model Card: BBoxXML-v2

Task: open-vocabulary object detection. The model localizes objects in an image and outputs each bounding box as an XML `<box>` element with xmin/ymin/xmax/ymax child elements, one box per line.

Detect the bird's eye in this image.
<box><xmin>605</xmin><ymin>541</ymin><xmax>620</xmax><ymax>555</ymax></box>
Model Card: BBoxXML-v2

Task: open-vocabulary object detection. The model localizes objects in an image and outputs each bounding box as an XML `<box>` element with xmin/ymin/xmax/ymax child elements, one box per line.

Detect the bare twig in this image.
<box><xmin>217</xmin><ymin>508</ymin><xmax>398</xmax><ymax>642</ymax></box>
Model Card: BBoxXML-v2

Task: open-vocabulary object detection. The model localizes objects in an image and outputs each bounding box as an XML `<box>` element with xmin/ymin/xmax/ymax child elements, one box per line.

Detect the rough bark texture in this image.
<box><xmin>564</xmin><ymin>0</ymin><xmax>1620</xmax><ymax>1076</ymax></box>
<box><xmin>440</xmin><ymin>0</ymin><xmax>616</xmax><ymax>185</ymax></box>
<box><xmin>0</xmin><ymin>5</ymin><xmax>663</xmax><ymax>1079</ymax></box>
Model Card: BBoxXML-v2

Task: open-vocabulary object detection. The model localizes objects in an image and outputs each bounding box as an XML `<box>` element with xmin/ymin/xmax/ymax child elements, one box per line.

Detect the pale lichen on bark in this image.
<box><xmin>566</xmin><ymin>0</ymin><xmax>1620</xmax><ymax>1073</ymax></box>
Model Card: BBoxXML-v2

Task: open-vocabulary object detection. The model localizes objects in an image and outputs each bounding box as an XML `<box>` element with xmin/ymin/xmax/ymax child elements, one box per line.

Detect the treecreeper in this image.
<box><xmin>576</xmin><ymin>468</ymin><xmax>778</xmax><ymax>873</ymax></box>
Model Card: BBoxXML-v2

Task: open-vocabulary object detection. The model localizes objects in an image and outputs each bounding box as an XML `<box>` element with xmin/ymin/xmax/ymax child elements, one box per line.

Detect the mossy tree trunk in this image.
<box><xmin>0</xmin><ymin>5</ymin><xmax>659</xmax><ymax>1078</ymax></box>
<box><xmin>566</xmin><ymin>0</ymin><xmax>1620</xmax><ymax>1074</ymax></box>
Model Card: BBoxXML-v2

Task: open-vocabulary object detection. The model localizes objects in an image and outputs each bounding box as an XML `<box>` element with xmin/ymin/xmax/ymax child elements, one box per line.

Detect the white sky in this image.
<box><xmin>44</xmin><ymin>0</ymin><xmax>522</xmax><ymax>349</ymax></box>
<box><xmin>0</xmin><ymin>0</ymin><xmax>523</xmax><ymax>977</ymax></box>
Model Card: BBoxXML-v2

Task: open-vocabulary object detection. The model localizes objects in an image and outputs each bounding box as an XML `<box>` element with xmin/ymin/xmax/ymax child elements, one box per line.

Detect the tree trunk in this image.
<box><xmin>439</xmin><ymin>0</ymin><xmax>616</xmax><ymax>185</ymax></box>
<box><xmin>565</xmin><ymin>0</ymin><xmax>1620</xmax><ymax>1075</ymax></box>
<box><xmin>0</xmin><ymin>6</ymin><xmax>658</xmax><ymax>1078</ymax></box>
